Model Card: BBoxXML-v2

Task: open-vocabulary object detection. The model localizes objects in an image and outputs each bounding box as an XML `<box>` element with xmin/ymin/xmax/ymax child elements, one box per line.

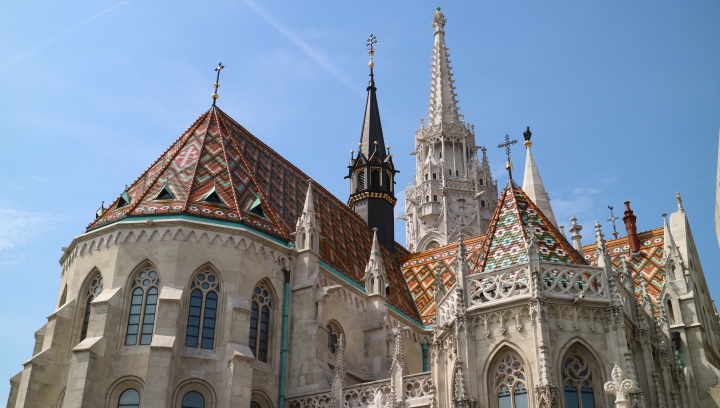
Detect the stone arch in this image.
<box><xmin>172</xmin><ymin>378</ymin><xmax>216</xmax><ymax>408</ymax></box>
<box><xmin>556</xmin><ymin>340</ymin><xmax>606</xmax><ymax>408</ymax></box>
<box><xmin>57</xmin><ymin>388</ymin><xmax>66</xmax><ymax>408</ymax></box>
<box><xmin>251</xmin><ymin>390</ymin><xmax>273</xmax><ymax>408</ymax></box>
<box><xmin>485</xmin><ymin>344</ymin><xmax>532</xmax><ymax>408</ymax></box>
<box><xmin>105</xmin><ymin>375</ymin><xmax>144</xmax><ymax>408</ymax></box>
<box><xmin>417</xmin><ymin>232</ymin><xmax>444</xmax><ymax>253</ymax></box>
<box><xmin>324</xmin><ymin>319</ymin><xmax>344</xmax><ymax>355</ymax></box>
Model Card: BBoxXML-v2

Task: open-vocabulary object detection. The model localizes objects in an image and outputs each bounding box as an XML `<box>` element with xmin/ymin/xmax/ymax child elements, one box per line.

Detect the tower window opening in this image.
<box><xmin>433</xmin><ymin>195</ymin><xmax>437</xmax><ymax>202</ymax></box>
<box><xmin>371</xmin><ymin>168</ymin><xmax>381</xmax><ymax>187</ymax></box>
<box><xmin>426</xmin><ymin>196</ymin><xmax>429</xmax><ymax>202</ymax></box>
<box><xmin>479</xmin><ymin>178</ymin><xmax>484</xmax><ymax>185</ymax></box>
<box><xmin>449</xmin><ymin>169</ymin><xmax>452</xmax><ymax>175</ymax></box>
<box><xmin>456</xmin><ymin>170</ymin><xmax>459</xmax><ymax>176</ymax></box>
<box><xmin>425</xmin><ymin>174</ymin><xmax>428</xmax><ymax>180</ymax></box>
<box><xmin>356</xmin><ymin>170</ymin><xmax>365</xmax><ymax>191</ymax></box>
<box><xmin>432</xmin><ymin>174</ymin><xmax>437</xmax><ymax>180</ymax></box>
<box><xmin>481</xmin><ymin>200</ymin><xmax>485</xmax><ymax>207</ymax></box>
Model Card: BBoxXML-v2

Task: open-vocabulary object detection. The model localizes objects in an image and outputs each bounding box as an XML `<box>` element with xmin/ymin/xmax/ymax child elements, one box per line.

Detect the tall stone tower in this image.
<box><xmin>402</xmin><ymin>8</ymin><xmax>497</xmax><ymax>252</ymax></box>
<box><xmin>347</xmin><ymin>38</ymin><xmax>398</xmax><ymax>253</ymax></box>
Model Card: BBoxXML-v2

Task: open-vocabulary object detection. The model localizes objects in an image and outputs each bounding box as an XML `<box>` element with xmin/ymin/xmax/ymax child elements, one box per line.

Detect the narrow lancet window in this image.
<box><xmin>249</xmin><ymin>282</ymin><xmax>272</xmax><ymax>362</ymax></box>
<box><xmin>125</xmin><ymin>266</ymin><xmax>160</xmax><ymax>346</ymax></box>
<box><xmin>80</xmin><ymin>273</ymin><xmax>104</xmax><ymax>342</ymax></box>
<box><xmin>185</xmin><ymin>270</ymin><xmax>221</xmax><ymax>349</ymax></box>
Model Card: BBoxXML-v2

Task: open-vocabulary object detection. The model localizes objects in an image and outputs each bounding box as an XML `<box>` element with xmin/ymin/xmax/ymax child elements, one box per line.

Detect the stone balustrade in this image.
<box><xmin>286</xmin><ymin>372</ymin><xmax>434</xmax><ymax>408</ymax></box>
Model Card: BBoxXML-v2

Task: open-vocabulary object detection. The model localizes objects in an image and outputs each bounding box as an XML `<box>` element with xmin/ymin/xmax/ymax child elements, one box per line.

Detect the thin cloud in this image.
<box><xmin>243</xmin><ymin>0</ymin><xmax>362</xmax><ymax>95</ymax></box>
<box><xmin>0</xmin><ymin>208</ymin><xmax>53</xmax><ymax>251</ymax></box>
<box><xmin>11</xmin><ymin>0</ymin><xmax>132</xmax><ymax>63</ymax></box>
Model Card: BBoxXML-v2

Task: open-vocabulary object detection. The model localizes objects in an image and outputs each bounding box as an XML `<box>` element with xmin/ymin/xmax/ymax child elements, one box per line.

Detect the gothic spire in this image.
<box><xmin>358</xmin><ymin>34</ymin><xmax>386</xmax><ymax>160</ymax></box>
<box><xmin>428</xmin><ymin>7</ymin><xmax>461</xmax><ymax>126</ymax></box>
<box><xmin>521</xmin><ymin>127</ymin><xmax>559</xmax><ymax>228</ymax></box>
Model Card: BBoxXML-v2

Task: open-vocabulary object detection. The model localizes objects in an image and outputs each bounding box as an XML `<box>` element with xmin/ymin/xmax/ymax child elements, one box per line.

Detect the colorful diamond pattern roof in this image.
<box><xmin>399</xmin><ymin>236</ymin><xmax>485</xmax><ymax>325</ymax></box>
<box><xmin>583</xmin><ymin>228</ymin><xmax>666</xmax><ymax>313</ymax></box>
<box><xmin>89</xmin><ymin>106</ymin><xmax>421</xmax><ymax>322</ymax></box>
<box><xmin>476</xmin><ymin>181</ymin><xmax>586</xmax><ymax>271</ymax></box>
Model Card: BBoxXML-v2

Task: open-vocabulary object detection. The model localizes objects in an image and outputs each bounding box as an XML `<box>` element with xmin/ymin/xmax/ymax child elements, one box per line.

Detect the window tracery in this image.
<box><xmin>185</xmin><ymin>270</ymin><xmax>220</xmax><ymax>349</ymax></box>
<box><xmin>326</xmin><ymin>322</ymin><xmax>343</xmax><ymax>354</ymax></box>
<box><xmin>493</xmin><ymin>352</ymin><xmax>528</xmax><ymax>408</ymax></box>
<box><xmin>562</xmin><ymin>353</ymin><xmax>596</xmax><ymax>408</ymax></box>
<box><xmin>80</xmin><ymin>272</ymin><xmax>104</xmax><ymax>342</ymax></box>
<box><xmin>249</xmin><ymin>282</ymin><xmax>272</xmax><ymax>362</ymax></box>
<box><xmin>125</xmin><ymin>266</ymin><xmax>160</xmax><ymax>346</ymax></box>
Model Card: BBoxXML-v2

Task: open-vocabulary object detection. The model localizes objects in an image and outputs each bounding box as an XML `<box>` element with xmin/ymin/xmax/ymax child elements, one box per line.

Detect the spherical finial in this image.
<box><xmin>368</xmin><ymin>60</ymin><xmax>375</xmax><ymax>68</ymax></box>
<box><xmin>350</xmin><ymin>149</ymin><xmax>354</xmax><ymax>154</ymax></box>
<box><xmin>212</xmin><ymin>93</ymin><xmax>219</xmax><ymax>99</ymax></box>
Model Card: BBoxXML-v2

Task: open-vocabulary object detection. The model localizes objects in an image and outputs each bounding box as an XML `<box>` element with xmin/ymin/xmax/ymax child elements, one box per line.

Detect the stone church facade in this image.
<box><xmin>7</xmin><ymin>8</ymin><xmax>720</xmax><ymax>408</ymax></box>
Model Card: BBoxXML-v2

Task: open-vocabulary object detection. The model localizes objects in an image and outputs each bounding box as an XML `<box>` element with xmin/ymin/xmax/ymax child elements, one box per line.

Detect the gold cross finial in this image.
<box><xmin>212</xmin><ymin>62</ymin><xmax>225</xmax><ymax>106</ymax></box>
<box><xmin>497</xmin><ymin>134</ymin><xmax>518</xmax><ymax>179</ymax></box>
<box><xmin>367</xmin><ymin>34</ymin><xmax>377</xmax><ymax>67</ymax></box>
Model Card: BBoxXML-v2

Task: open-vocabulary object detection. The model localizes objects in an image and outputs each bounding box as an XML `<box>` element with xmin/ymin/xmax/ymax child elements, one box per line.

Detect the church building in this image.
<box><xmin>7</xmin><ymin>8</ymin><xmax>720</xmax><ymax>408</ymax></box>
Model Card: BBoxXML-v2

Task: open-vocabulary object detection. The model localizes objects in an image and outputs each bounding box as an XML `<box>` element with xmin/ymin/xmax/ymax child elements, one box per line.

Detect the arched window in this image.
<box><xmin>356</xmin><ymin>170</ymin><xmax>365</xmax><ymax>191</ymax></box>
<box><xmin>433</xmin><ymin>195</ymin><xmax>438</xmax><ymax>202</ymax></box>
<box><xmin>449</xmin><ymin>169</ymin><xmax>452</xmax><ymax>175</ymax></box>
<box><xmin>493</xmin><ymin>352</ymin><xmax>528</xmax><ymax>408</ymax></box>
<box><xmin>125</xmin><ymin>266</ymin><xmax>160</xmax><ymax>345</ymax></box>
<box><xmin>251</xmin><ymin>403</ymin><xmax>261</xmax><ymax>408</ymax></box>
<box><xmin>667</xmin><ymin>299</ymin><xmax>676</xmax><ymax>323</ymax></box>
<box><xmin>432</xmin><ymin>173</ymin><xmax>437</xmax><ymax>180</ymax></box>
<box><xmin>425</xmin><ymin>174</ymin><xmax>428</xmax><ymax>180</ymax></box>
<box><xmin>118</xmin><ymin>389</ymin><xmax>140</xmax><ymax>408</ymax></box>
<box><xmin>80</xmin><ymin>272</ymin><xmax>104</xmax><ymax>342</ymax></box>
<box><xmin>479</xmin><ymin>178</ymin><xmax>484</xmax><ymax>185</ymax></box>
<box><xmin>185</xmin><ymin>270</ymin><xmax>221</xmax><ymax>349</ymax></box>
<box><xmin>371</xmin><ymin>168</ymin><xmax>381</xmax><ymax>187</ymax></box>
<box><xmin>562</xmin><ymin>353</ymin><xmax>596</xmax><ymax>408</ymax></box>
<box><xmin>249</xmin><ymin>282</ymin><xmax>272</xmax><ymax>362</ymax></box>
<box><xmin>456</xmin><ymin>170</ymin><xmax>459</xmax><ymax>176</ymax></box>
<box><xmin>59</xmin><ymin>285</ymin><xmax>67</xmax><ymax>308</ymax></box>
<box><xmin>481</xmin><ymin>200</ymin><xmax>486</xmax><ymax>207</ymax></box>
<box><xmin>426</xmin><ymin>196</ymin><xmax>429</xmax><ymax>203</ymax></box>
<box><xmin>327</xmin><ymin>322</ymin><xmax>343</xmax><ymax>354</ymax></box>
<box><xmin>182</xmin><ymin>391</ymin><xmax>204</xmax><ymax>408</ymax></box>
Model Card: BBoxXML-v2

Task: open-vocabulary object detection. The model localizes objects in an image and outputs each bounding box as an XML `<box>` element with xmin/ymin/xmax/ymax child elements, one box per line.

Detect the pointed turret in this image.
<box><xmin>347</xmin><ymin>35</ymin><xmax>397</xmax><ymax>253</ymax></box>
<box><xmin>403</xmin><ymin>8</ymin><xmax>498</xmax><ymax>252</ymax></box>
<box><xmin>521</xmin><ymin>127</ymin><xmax>558</xmax><ymax>228</ymax></box>
<box><xmin>428</xmin><ymin>7</ymin><xmax>461</xmax><ymax>126</ymax></box>
<box><xmin>295</xmin><ymin>180</ymin><xmax>319</xmax><ymax>252</ymax></box>
<box><xmin>363</xmin><ymin>228</ymin><xmax>388</xmax><ymax>296</ymax></box>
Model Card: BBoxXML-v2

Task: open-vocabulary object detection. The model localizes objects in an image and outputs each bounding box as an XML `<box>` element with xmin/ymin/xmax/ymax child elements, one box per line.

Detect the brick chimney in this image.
<box><xmin>623</xmin><ymin>201</ymin><xmax>639</xmax><ymax>252</ymax></box>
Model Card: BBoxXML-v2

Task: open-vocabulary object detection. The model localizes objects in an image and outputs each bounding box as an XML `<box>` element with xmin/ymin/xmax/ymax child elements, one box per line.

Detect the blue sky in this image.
<box><xmin>1</xmin><ymin>0</ymin><xmax>719</xmax><ymax>400</ymax></box>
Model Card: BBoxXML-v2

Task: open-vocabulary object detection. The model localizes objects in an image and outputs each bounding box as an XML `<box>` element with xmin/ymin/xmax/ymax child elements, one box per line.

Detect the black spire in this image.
<box><xmin>346</xmin><ymin>34</ymin><xmax>398</xmax><ymax>254</ymax></box>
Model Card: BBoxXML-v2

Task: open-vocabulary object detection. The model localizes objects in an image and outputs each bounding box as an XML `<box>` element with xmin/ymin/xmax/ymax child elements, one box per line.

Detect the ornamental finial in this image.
<box><xmin>497</xmin><ymin>134</ymin><xmax>518</xmax><ymax>180</ymax></box>
<box><xmin>211</xmin><ymin>62</ymin><xmax>225</xmax><ymax>106</ymax></box>
<box><xmin>367</xmin><ymin>34</ymin><xmax>377</xmax><ymax>68</ymax></box>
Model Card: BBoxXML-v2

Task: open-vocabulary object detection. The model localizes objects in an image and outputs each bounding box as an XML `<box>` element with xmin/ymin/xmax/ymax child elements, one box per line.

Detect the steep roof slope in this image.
<box><xmin>583</xmin><ymin>228</ymin><xmax>666</xmax><ymax>311</ymax></box>
<box><xmin>475</xmin><ymin>180</ymin><xmax>586</xmax><ymax>271</ymax></box>
<box><xmin>90</xmin><ymin>106</ymin><xmax>421</xmax><ymax>322</ymax></box>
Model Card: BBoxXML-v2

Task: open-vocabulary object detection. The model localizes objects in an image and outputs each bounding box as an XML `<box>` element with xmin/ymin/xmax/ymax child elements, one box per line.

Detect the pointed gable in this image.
<box><xmin>476</xmin><ymin>180</ymin><xmax>586</xmax><ymax>271</ymax></box>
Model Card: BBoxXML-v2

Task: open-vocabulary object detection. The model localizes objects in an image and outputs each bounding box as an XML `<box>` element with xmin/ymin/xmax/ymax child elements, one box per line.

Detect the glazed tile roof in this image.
<box><xmin>583</xmin><ymin>228</ymin><xmax>666</xmax><ymax>312</ymax></box>
<box><xmin>475</xmin><ymin>180</ymin><xmax>586</xmax><ymax>271</ymax></box>
<box><xmin>89</xmin><ymin>106</ymin><xmax>421</xmax><ymax>322</ymax></box>
<box><xmin>399</xmin><ymin>236</ymin><xmax>485</xmax><ymax>325</ymax></box>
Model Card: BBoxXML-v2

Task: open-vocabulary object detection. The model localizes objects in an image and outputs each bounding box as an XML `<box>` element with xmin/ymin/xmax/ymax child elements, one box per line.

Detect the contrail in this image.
<box><xmin>11</xmin><ymin>0</ymin><xmax>132</xmax><ymax>63</ymax></box>
<box><xmin>243</xmin><ymin>0</ymin><xmax>363</xmax><ymax>95</ymax></box>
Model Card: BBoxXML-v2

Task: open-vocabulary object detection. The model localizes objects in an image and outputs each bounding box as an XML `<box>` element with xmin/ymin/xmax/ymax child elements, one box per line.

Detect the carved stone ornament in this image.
<box><xmin>604</xmin><ymin>364</ymin><xmax>637</xmax><ymax>408</ymax></box>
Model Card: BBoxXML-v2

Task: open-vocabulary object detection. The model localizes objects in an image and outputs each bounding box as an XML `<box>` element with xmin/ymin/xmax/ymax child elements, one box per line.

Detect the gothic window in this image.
<box><xmin>385</xmin><ymin>171</ymin><xmax>393</xmax><ymax>192</ymax></box>
<box><xmin>251</xmin><ymin>403</ymin><xmax>261</xmax><ymax>408</ymax></box>
<box><xmin>356</xmin><ymin>170</ymin><xmax>365</xmax><ymax>191</ymax></box>
<box><xmin>182</xmin><ymin>391</ymin><xmax>204</xmax><ymax>408</ymax></box>
<box><xmin>433</xmin><ymin>195</ymin><xmax>438</xmax><ymax>202</ymax></box>
<box><xmin>426</xmin><ymin>196</ymin><xmax>429</xmax><ymax>202</ymax></box>
<box><xmin>432</xmin><ymin>173</ymin><xmax>437</xmax><ymax>180</ymax></box>
<box><xmin>250</xmin><ymin>282</ymin><xmax>272</xmax><ymax>362</ymax></box>
<box><xmin>118</xmin><ymin>389</ymin><xmax>140</xmax><ymax>408</ymax></box>
<box><xmin>59</xmin><ymin>285</ymin><xmax>67</xmax><ymax>308</ymax></box>
<box><xmin>425</xmin><ymin>174</ymin><xmax>428</xmax><ymax>180</ymax></box>
<box><xmin>667</xmin><ymin>299</ymin><xmax>676</xmax><ymax>323</ymax></box>
<box><xmin>562</xmin><ymin>354</ymin><xmax>596</xmax><ymax>408</ymax></box>
<box><xmin>481</xmin><ymin>200</ymin><xmax>486</xmax><ymax>207</ymax></box>
<box><xmin>125</xmin><ymin>266</ymin><xmax>160</xmax><ymax>346</ymax></box>
<box><xmin>449</xmin><ymin>169</ymin><xmax>452</xmax><ymax>175</ymax></box>
<box><xmin>185</xmin><ymin>270</ymin><xmax>221</xmax><ymax>349</ymax></box>
<box><xmin>326</xmin><ymin>322</ymin><xmax>343</xmax><ymax>354</ymax></box>
<box><xmin>493</xmin><ymin>352</ymin><xmax>529</xmax><ymax>408</ymax></box>
<box><xmin>371</xmin><ymin>168</ymin><xmax>381</xmax><ymax>187</ymax></box>
<box><xmin>456</xmin><ymin>170</ymin><xmax>459</xmax><ymax>176</ymax></box>
<box><xmin>80</xmin><ymin>272</ymin><xmax>104</xmax><ymax>342</ymax></box>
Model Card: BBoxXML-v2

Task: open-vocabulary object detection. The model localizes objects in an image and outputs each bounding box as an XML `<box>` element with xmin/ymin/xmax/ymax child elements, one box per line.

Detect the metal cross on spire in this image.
<box><xmin>607</xmin><ymin>205</ymin><xmax>620</xmax><ymax>239</ymax></box>
<box><xmin>367</xmin><ymin>34</ymin><xmax>377</xmax><ymax>67</ymax></box>
<box><xmin>211</xmin><ymin>62</ymin><xmax>225</xmax><ymax>106</ymax></box>
<box><xmin>497</xmin><ymin>134</ymin><xmax>518</xmax><ymax>179</ymax></box>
